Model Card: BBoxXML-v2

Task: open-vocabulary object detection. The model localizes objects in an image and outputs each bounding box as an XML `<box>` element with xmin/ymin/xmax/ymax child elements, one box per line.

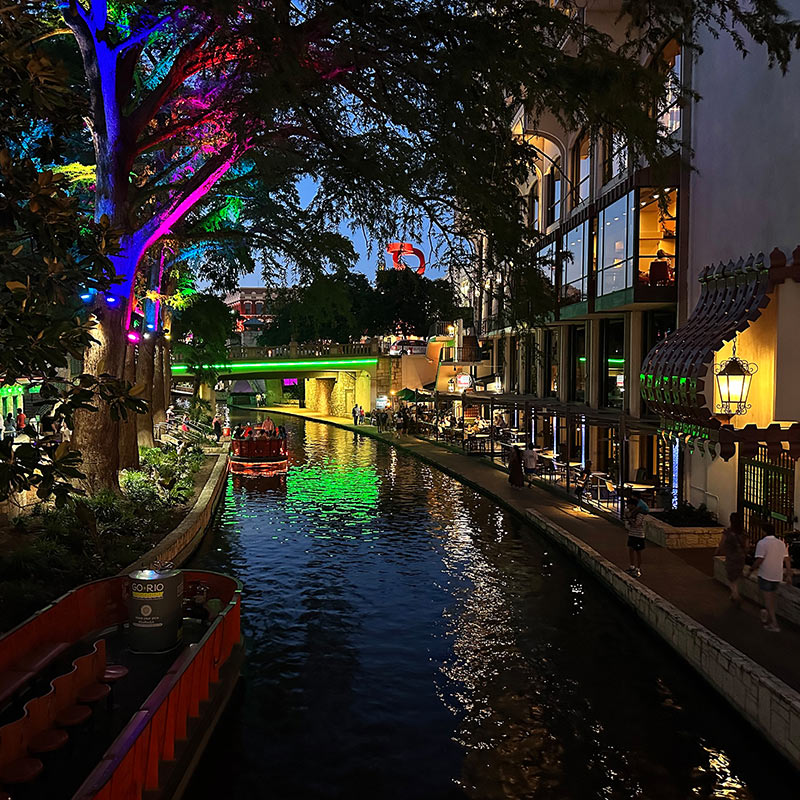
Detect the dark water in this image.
<box><xmin>189</xmin><ymin>413</ymin><xmax>795</xmax><ymax>799</ymax></box>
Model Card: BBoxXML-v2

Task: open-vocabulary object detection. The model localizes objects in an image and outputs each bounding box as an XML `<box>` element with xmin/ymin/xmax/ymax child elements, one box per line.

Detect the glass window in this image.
<box><xmin>637</xmin><ymin>188</ymin><xmax>677</xmax><ymax>286</ymax></box>
<box><xmin>255</xmin><ymin>301</ymin><xmax>263</xmax><ymax>314</ymax></box>
<box><xmin>572</xmin><ymin>133</ymin><xmax>591</xmax><ymax>205</ymax></box>
<box><xmin>537</xmin><ymin>240</ymin><xmax>557</xmax><ymax>287</ymax></box>
<box><xmin>602</xmin><ymin>318</ymin><xmax>625</xmax><ymax>409</ymax></box>
<box><xmin>543</xmin><ymin>329</ymin><xmax>559</xmax><ymax>396</ymax></box>
<box><xmin>545</xmin><ymin>159</ymin><xmax>562</xmax><ymax>227</ymax></box>
<box><xmin>597</xmin><ymin>193</ymin><xmax>636</xmax><ymax>296</ymax></box>
<box><xmin>569</xmin><ymin>325</ymin><xmax>586</xmax><ymax>402</ymax></box>
<box><xmin>244</xmin><ymin>301</ymin><xmax>252</xmax><ymax>314</ymax></box>
<box><xmin>603</xmin><ymin>129</ymin><xmax>628</xmax><ymax>184</ymax></box>
<box><xmin>561</xmin><ymin>219</ymin><xmax>590</xmax><ymax>305</ymax></box>
<box><xmin>528</xmin><ymin>181</ymin><xmax>540</xmax><ymax>231</ymax></box>
<box><xmin>658</xmin><ymin>40</ymin><xmax>682</xmax><ymax>136</ymax></box>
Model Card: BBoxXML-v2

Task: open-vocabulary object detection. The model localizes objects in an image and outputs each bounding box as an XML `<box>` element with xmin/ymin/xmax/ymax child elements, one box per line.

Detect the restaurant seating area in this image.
<box><xmin>404</xmin><ymin>392</ymin><xmax>666</xmax><ymax>519</ymax></box>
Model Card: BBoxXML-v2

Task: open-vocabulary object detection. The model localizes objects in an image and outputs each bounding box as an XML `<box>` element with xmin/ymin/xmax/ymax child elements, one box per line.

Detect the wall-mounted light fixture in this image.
<box><xmin>715</xmin><ymin>339</ymin><xmax>757</xmax><ymax>416</ymax></box>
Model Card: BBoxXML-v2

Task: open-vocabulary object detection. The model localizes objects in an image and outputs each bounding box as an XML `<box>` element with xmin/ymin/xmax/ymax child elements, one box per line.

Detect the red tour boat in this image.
<box><xmin>229</xmin><ymin>436</ymin><xmax>288</xmax><ymax>475</ymax></box>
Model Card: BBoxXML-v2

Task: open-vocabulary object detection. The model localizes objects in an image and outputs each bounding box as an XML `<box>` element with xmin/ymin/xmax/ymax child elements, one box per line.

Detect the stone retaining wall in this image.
<box><xmin>118</xmin><ymin>452</ymin><xmax>229</xmax><ymax>575</ymax></box>
<box><xmin>528</xmin><ymin>508</ymin><xmax>800</xmax><ymax>769</ymax></box>
<box><xmin>644</xmin><ymin>516</ymin><xmax>723</xmax><ymax>549</ymax></box>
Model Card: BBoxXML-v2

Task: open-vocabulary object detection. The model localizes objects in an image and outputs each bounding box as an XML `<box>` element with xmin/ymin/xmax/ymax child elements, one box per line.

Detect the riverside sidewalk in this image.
<box><xmin>259</xmin><ymin>406</ymin><xmax>800</xmax><ymax>697</ymax></box>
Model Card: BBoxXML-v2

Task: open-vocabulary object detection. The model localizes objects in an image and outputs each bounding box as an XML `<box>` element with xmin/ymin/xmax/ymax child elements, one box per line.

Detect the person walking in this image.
<box><xmin>624</xmin><ymin>496</ymin><xmax>646</xmax><ymax>578</ymax></box>
<box><xmin>15</xmin><ymin>407</ymin><xmax>26</xmax><ymax>432</ymax></box>
<box><xmin>521</xmin><ymin>445</ymin><xmax>538</xmax><ymax>487</ymax></box>
<box><xmin>3</xmin><ymin>413</ymin><xmax>16</xmax><ymax>443</ymax></box>
<box><xmin>752</xmin><ymin>522</ymin><xmax>791</xmax><ymax>632</ymax></box>
<box><xmin>358</xmin><ymin>406</ymin><xmax>365</xmax><ymax>426</ymax></box>
<box><xmin>352</xmin><ymin>404</ymin><xmax>359</xmax><ymax>426</ymax></box>
<box><xmin>212</xmin><ymin>414</ymin><xmax>223</xmax><ymax>443</ymax></box>
<box><xmin>508</xmin><ymin>446</ymin><xmax>525</xmax><ymax>489</ymax></box>
<box><xmin>715</xmin><ymin>512</ymin><xmax>747</xmax><ymax>605</ymax></box>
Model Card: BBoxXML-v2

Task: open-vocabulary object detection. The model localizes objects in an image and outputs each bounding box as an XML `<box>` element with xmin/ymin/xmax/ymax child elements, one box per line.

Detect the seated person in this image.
<box><xmin>648</xmin><ymin>249</ymin><xmax>672</xmax><ymax>286</ymax></box>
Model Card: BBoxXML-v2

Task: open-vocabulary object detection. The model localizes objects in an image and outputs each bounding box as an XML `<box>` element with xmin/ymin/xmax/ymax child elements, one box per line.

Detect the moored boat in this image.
<box><xmin>229</xmin><ymin>436</ymin><xmax>288</xmax><ymax>475</ymax></box>
<box><xmin>0</xmin><ymin>570</ymin><xmax>243</xmax><ymax>800</ymax></box>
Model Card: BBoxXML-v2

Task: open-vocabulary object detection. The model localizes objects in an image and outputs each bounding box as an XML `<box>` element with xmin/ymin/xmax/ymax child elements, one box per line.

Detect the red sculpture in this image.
<box><xmin>386</xmin><ymin>242</ymin><xmax>426</xmax><ymax>275</ymax></box>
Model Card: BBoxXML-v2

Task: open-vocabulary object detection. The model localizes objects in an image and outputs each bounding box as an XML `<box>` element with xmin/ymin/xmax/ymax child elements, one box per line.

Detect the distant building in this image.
<box><xmin>224</xmin><ymin>287</ymin><xmax>274</xmax><ymax>331</ymax></box>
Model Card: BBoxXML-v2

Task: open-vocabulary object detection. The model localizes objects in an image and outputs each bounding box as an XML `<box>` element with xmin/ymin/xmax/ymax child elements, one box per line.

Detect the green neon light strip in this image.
<box><xmin>172</xmin><ymin>357</ymin><xmax>378</xmax><ymax>374</ymax></box>
<box><xmin>578</xmin><ymin>357</ymin><xmax>625</xmax><ymax>365</ymax></box>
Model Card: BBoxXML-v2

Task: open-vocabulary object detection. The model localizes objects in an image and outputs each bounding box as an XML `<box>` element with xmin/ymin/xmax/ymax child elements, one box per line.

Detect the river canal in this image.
<box><xmin>189</xmin><ymin>413</ymin><xmax>794</xmax><ymax>799</ymax></box>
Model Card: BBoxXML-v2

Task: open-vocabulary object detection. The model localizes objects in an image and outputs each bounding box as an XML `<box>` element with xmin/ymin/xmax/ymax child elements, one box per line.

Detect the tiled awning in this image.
<box><xmin>642</xmin><ymin>246</ymin><xmax>800</xmax><ymax>460</ymax></box>
<box><xmin>640</xmin><ymin>252</ymin><xmax>772</xmax><ymax>427</ymax></box>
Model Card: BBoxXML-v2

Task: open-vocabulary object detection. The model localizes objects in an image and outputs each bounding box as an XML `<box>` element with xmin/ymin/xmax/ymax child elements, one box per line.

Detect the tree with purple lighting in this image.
<box><xmin>50</xmin><ymin>0</ymin><xmax>798</xmax><ymax>487</ymax></box>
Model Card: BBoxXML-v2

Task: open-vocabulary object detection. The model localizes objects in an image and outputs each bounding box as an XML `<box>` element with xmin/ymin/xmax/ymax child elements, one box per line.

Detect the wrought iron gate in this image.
<box><xmin>738</xmin><ymin>446</ymin><xmax>797</xmax><ymax>546</ymax></box>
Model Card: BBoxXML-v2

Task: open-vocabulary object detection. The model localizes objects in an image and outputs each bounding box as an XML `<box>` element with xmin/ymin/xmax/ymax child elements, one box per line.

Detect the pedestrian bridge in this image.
<box><xmin>171</xmin><ymin>343</ymin><xmax>385</xmax><ymax>416</ymax></box>
<box><xmin>171</xmin><ymin>343</ymin><xmax>380</xmax><ymax>380</ymax></box>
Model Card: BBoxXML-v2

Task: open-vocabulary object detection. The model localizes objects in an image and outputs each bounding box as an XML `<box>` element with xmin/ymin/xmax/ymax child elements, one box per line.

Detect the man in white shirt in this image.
<box><xmin>752</xmin><ymin>522</ymin><xmax>791</xmax><ymax>633</ymax></box>
<box><xmin>521</xmin><ymin>446</ymin><xmax>538</xmax><ymax>487</ymax></box>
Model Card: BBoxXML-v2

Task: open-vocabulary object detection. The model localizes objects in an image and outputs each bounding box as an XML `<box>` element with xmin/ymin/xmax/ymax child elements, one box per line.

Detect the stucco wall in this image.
<box><xmin>688</xmin><ymin>5</ymin><xmax>800</xmax><ymax>308</ymax></box>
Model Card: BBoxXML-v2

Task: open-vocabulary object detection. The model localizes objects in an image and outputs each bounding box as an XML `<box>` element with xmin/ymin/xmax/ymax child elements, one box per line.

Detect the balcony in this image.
<box><xmin>440</xmin><ymin>345</ymin><xmax>482</xmax><ymax>364</ymax></box>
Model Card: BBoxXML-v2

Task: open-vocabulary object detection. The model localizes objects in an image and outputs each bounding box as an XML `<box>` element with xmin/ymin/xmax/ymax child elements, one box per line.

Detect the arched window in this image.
<box><xmin>603</xmin><ymin>128</ymin><xmax>628</xmax><ymax>184</ymax></box>
<box><xmin>244</xmin><ymin>301</ymin><xmax>252</xmax><ymax>314</ymax></box>
<box><xmin>572</xmin><ymin>133</ymin><xmax>591</xmax><ymax>205</ymax></box>
<box><xmin>255</xmin><ymin>301</ymin><xmax>263</xmax><ymax>314</ymax></box>
<box><xmin>528</xmin><ymin>180</ymin><xmax>540</xmax><ymax>231</ymax></box>
<box><xmin>545</xmin><ymin>158</ymin><xmax>562</xmax><ymax>227</ymax></box>
<box><xmin>657</xmin><ymin>40</ymin><xmax>682</xmax><ymax>136</ymax></box>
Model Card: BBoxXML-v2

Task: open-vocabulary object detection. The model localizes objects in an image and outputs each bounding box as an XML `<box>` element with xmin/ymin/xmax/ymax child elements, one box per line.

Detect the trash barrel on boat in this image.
<box><xmin>127</xmin><ymin>568</ymin><xmax>183</xmax><ymax>652</ymax></box>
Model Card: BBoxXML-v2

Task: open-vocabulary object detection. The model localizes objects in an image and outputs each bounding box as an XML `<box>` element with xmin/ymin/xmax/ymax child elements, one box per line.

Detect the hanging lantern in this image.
<box><xmin>715</xmin><ymin>340</ymin><xmax>757</xmax><ymax>416</ymax></box>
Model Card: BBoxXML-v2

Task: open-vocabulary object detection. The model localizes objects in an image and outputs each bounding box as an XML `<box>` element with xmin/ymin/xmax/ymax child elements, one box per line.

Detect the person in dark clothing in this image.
<box><xmin>232</xmin><ymin>424</ymin><xmax>244</xmax><ymax>439</ymax></box>
<box><xmin>508</xmin><ymin>446</ymin><xmax>525</xmax><ymax>489</ymax></box>
<box><xmin>212</xmin><ymin>415</ymin><xmax>223</xmax><ymax>442</ymax></box>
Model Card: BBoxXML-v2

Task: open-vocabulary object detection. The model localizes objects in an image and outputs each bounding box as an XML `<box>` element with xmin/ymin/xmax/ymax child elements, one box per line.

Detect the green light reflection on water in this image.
<box><xmin>285</xmin><ymin>459</ymin><xmax>380</xmax><ymax>537</ymax></box>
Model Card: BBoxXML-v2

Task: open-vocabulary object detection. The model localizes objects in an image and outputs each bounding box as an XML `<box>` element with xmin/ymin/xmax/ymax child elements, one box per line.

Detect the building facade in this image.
<box><xmin>459</xmin><ymin>0</ymin><xmax>800</xmax><ymax>538</ymax></box>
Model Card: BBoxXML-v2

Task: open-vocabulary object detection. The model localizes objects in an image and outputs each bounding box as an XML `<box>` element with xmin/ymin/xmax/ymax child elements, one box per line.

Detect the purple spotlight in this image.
<box><xmin>283</xmin><ymin>378</ymin><xmax>298</xmax><ymax>387</ymax></box>
<box><xmin>106</xmin><ymin>295</ymin><xmax>119</xmax><ymax>305</ymax></box>
<box><xmin>127</xmin><ymin>331</ymin><xmax>140</xmax><ymax>343</ymax></box>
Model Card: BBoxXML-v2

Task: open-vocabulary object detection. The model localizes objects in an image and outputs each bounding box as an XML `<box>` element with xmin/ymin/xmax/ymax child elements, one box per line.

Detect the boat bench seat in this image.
<box><xmin>17</xmin><ymin>642</ymin><xmax>70</xmax><ymax>675</ymax></box>
<box><xmin>0</xmin><ymin>670</ymin><xmax>35</xmax><ymax>707</ymax></box>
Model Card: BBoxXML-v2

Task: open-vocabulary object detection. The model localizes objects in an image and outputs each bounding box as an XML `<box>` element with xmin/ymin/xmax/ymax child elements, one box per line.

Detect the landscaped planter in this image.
<box><xmin>643</xmin><ymin>515</ymin><xmax>723</xmax><ymax>548</ymax></box>
<box><xmin>713</xmin><ymin>556</ymin><xmax>800</xmax><ymax>626</ymax></box>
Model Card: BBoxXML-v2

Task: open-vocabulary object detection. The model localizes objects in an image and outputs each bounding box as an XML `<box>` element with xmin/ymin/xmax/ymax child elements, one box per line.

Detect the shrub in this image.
<box><xmin>654</xmin><ymin>502</ymin><xmax>719</xmax><ymax>527</ymax></box>
<box><xmin>120</xmin><ymin>470</ymin><xmax>166</xmax><ymax>511</ymax></box>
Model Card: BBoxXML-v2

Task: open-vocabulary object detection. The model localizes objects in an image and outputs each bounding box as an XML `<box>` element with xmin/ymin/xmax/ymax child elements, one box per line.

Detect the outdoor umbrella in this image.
<box><xmin>395</xmin><ymin>388</ymin><xmax>419</xmax><ymax>402</ymax></box>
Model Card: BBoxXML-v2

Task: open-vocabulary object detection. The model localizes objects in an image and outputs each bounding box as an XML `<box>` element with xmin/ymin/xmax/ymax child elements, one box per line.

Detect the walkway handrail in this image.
<box><xmin>225</xmin><ymin>341</ymin><xmax>379</xmax><ymax>360</ymax></box>
<box><xmin>71</xmin><ymin>571</ymin><xmax>242</xmax><ymax>800</ymax></box>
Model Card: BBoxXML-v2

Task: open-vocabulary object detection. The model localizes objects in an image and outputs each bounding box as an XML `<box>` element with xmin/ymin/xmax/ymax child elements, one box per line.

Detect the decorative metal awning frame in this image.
<box><xmin>643</xmin><ymin>246</ymin><xmax>800</xmax><ymax>460</ymax></box>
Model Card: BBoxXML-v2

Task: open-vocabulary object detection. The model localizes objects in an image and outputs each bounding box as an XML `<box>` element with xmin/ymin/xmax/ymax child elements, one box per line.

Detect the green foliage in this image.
<box><xmin>654</xmin><ymin>502</ymin><xmax>719</xmax><ymax>527</ymax></box>
<box><xmin>172</xmin><ymin>293</ymin><xmax>233</xmax><ymax>393</ymax></box>
<box><xmin>0</xmin><ymin>4</ymin><xmax>146</xmax><ymax>506</ymax></box>
<box><xmin>262</xmin><ymin>267</ymin><xmax>458</xmax><ymax>344</ymax></box>
<box><xmin>119</xmin><ymin>470</ymin><xmax>166</xmax><ymax>511</ymax></box>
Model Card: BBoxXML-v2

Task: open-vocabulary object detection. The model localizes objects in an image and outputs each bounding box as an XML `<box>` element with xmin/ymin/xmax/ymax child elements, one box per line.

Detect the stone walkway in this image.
<box><xmin>257</xmin><ymin>406</ymin><xmax>800</xmax><ymax>696</ymax></box>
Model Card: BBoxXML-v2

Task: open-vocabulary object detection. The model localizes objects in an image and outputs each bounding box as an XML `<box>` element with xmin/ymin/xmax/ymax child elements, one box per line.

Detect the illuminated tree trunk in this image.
<box><xmin>152</xmin><ymin>341</ymin><xmax>167</xmax><ymax>425</ymax></box>
<box><xmin>136</xmin><ymin>335</ymin><xmax>156</xmax><ymax>448</ymax></box>
<box><xmin>72</xmin><ymin>307</ymin><xmax>126</xmax><ymax>491</ymax></box>
<box><xmin>119</xmin><ymin>343</ymin><xmax>140</xmax><ymax>470</ymax></box>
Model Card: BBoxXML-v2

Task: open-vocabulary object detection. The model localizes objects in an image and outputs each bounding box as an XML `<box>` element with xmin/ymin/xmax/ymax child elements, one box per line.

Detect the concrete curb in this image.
<box><xmin>117</xmin><ymin>451</ymin><xmax>229</xmax><ymax>575</ymax></box>
<box><xmin>259</xmin><ymin>406</ymin><xmax>800</xmax><ymax>767</ymax></box>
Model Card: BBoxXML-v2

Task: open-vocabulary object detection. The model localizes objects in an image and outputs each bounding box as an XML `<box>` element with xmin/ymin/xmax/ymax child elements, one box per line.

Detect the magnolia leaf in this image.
<box><xmin>55</xmin><ymin>441</ymin><xmax>70</xmax><ymax>461</ymax></box>
<box><xmin>11</xmin><ymin>245</ymin><xmax>22</xmax><ymax>256</ymax></box>
<box><xmin>129</xmin><ymin>382</ymin><xmax>147</xmax><ymax>397</ymax></box>
<box><xmin>5</xmin><ymin>281</ymin><xmax>26</xmax><ymax>291</ymax></box>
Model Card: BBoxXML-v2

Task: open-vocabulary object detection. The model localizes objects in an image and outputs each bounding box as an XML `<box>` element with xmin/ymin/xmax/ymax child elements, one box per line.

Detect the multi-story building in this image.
<box><xmin>460</xmin><ymin>0</ymin><xmax>800</xmax><ymax>539</ymax></box>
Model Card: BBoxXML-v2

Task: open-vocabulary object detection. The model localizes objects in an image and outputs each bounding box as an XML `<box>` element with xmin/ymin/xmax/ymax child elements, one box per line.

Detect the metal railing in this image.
<box><xmin>440</xmin><ymin>346</ymin><xmax>482</xmax><ymax>364</ymax></box>
<box><xmin>226</xmin><ymin>341</ymin><xmax>379</xmax><ymax>360</ymax></box>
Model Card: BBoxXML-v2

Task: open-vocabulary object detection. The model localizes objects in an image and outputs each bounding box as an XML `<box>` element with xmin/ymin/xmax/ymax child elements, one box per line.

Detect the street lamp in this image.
<box><xmin>715</xmin><ymin>340</ymin><xmax>757</xmax><ymax>416</ymax></box>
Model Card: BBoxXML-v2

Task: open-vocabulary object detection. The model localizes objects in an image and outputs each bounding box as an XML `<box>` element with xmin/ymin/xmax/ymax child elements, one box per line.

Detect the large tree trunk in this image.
<box><xmin>72</xmin><ymin>308</ymin><xmax>127</xmax><ymax>491</ymax></box>
<box><xmin>162</xmin><ymin>338</ymin><xmax>173</xmax><ymax>411</ymax></box>
<box><xmin>119</xmin><ymin>343</ymin><xmax>140</xmax><ymax>470</ymax></box>
<box><xmin>152</xmin><ymin>341</ymin><xmax>167</xmax><ymax>424</ymax></box>
<box><xmin>136</xmin><ymin>335</ymin><xmax>156</xmax><ymax>448</ymax></box>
